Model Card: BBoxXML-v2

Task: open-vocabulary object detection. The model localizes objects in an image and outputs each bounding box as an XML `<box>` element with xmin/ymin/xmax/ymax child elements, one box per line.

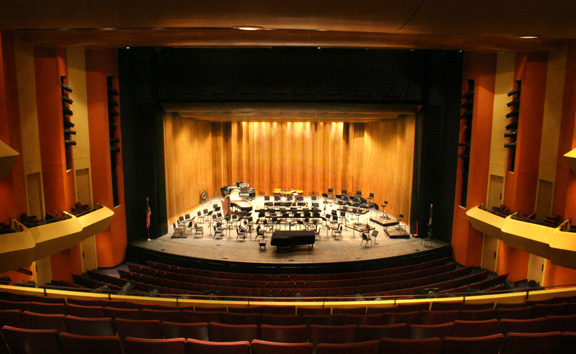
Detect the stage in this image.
<box><xmin>128</xmin><ymin>196</ymin><xmax>450</xmax><ymax>273</ymax></box>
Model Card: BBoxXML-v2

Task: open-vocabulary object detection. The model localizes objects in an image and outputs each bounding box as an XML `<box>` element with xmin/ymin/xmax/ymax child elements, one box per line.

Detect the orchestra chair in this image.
<box><xmin>332</xmin><ymin>224</ymin><xmax>343</xmax><ymax>240</ymax></box>
<box><xmin>371</xmin><ymin>230</ymin><xmax>379</xmax><ymax>245</ymax></box>
<box><xmin>356</xmin><ymin>323</ymin><xmax>409</xmax><ymax>341</ymax></box>
<box><xmin>194</xmin><ymin>222</ymin><xmax>204</xmax><ymax>238</ymax></box>
<box><xmin>361</xmin><ymin>232</ymin><xmax>373</xmax><ymax>247</ymax></box>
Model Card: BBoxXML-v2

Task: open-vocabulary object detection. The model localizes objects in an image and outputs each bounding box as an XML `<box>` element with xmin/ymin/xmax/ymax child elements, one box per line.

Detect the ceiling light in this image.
<box><xmin>234</xmin><ymin>26</ymin><xmax>264</xmax><ymax>31</ymax></box>
<box><xmin>515</xmin><ymin>35</ymin><xmax>540</xmax><ymax>39</ymax></box>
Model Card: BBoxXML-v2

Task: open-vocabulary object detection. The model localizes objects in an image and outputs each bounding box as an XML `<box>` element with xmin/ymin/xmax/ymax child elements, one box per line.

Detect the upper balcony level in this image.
<box><xmin>0</xmin><ymin>205</ymin><xmax>114</xmax><ymax>273</ymax></box>
<box><xmin>467</xmin><ymin>205</ymin><xmax>576</xmax><ymax>270</ymax></box>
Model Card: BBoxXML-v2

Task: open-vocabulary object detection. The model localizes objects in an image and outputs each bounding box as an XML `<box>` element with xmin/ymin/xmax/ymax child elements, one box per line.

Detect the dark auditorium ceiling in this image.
<box><xmin>2</xmin><ymin>0</ymin><xmax>575</xmax><ymax>51</ymax></box>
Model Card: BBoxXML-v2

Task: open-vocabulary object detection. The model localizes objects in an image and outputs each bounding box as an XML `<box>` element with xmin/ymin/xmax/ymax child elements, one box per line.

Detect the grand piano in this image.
<box><xmin>271</xmin><ymin>230</ymin><xmax>315</xmax><ymax>252</ymax></box>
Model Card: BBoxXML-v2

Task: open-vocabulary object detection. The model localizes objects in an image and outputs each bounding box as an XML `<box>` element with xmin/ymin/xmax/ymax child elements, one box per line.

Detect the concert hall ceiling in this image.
<box><xmin>3</xmin><ymin>0</ymin><xmax>574</xmax><ymax>51</ymax></box>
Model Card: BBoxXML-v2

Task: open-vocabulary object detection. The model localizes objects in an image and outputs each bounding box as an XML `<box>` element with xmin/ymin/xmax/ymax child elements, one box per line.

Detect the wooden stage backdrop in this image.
<box><xmin>164</xmin><ymin>112</ymin><xmax>415</xmax><ymax>225</ymax></box>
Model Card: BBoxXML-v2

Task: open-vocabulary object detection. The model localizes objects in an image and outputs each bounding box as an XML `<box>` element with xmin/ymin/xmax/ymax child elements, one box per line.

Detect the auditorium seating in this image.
<box><xmin>2</xmin><ymin>307</ymin><xmax>576</xmax><ymax>353</ymax></box>
<box><xmin>105</xmin><ymin>259</ymin><xmax>503</xmax><ymax>298</ymax></box>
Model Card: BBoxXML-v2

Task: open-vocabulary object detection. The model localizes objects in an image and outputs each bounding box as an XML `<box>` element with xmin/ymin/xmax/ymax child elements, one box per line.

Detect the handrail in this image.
<box><xmin>3</xmin><ymin>281</ymin><xmax>576</xmax><ymax>305</ymax></box>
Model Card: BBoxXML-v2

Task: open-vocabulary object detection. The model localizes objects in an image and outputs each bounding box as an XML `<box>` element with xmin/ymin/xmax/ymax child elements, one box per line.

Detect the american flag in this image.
<box><xmin>146</xmin><ymin>202</ymin><xmax>151</xmax><ymax>229</ymax></box>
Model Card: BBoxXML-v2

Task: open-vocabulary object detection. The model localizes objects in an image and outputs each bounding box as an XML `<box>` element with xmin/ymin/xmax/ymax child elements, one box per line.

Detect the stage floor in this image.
<box><xmin>132</xmin><ymin>196</ymin><xmax>448</xmax><ymax>266</ymax></box>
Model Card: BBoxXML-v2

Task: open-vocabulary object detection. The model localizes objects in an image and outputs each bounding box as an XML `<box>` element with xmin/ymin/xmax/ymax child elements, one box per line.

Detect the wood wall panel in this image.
<box><xmin>164</xmin><ymin>112</ymin><xmax>214</xmax><ymax>224</ymax></box>
<box><xmin>164</xmin><ymin>115</ymin><xmax>415</xmax><ymax>224</ymax></box>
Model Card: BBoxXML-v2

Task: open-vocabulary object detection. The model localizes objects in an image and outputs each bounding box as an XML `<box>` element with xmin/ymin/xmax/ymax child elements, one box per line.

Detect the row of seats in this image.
<box><xmin>3</xmin><ymin>322</ymin><xmax>576</xmax><ymax>354</ymax></box>
<box><xmin>4</xmin><ymin>304</ymin><xmax>576</xmax><ymax>329</ymax></box>
<box><xmin>4</xmin><ymin>309</ymin><xmax>576</xmax><ymax>339</ymax></box>
<box><xmin>146</xmin><ymin>257</ymin><xmax>451</xmax><ymax>282</ymax></box>
<box><xmin>116</xmin><ymin>266</ymin><xmax>490</xmax><ymax>297</ymax></box>
<box><xmin>128</xmin><ymin>262</ymin><xmax>460</xmax><ymax>289</ymax></box>
<box><xmin>3</xmin><ymin>326</ymin><xmax>576</xmax><ymax>354</ymax></box>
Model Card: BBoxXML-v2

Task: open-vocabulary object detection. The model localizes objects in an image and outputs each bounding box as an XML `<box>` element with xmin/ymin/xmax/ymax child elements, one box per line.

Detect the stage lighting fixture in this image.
<box><xmin>62</xmin><ymin>96</ymin><xmax>73</xmax><ymax>104</ymax></box>
<box><xmin>65</xmin><ymin>140</ymin><xmax>76</xmax><ymax>146</ymax></box>
<box><xmin>110</xmin><ymin>138</ymin><xmax>120</xmax><ymax>144</ymax></box>
<box><xmin>506</xmin><ymin>122</ymin><xmax>518</xmax><ymax>131</ymax></box>
<box><xmin>457</xmin><ymin>142</ymin><xmax>470</xmax><ymax>147</ymax></box>
<box><xmin>63</xmin><ymin>107</ymin><xmax>73</xmax><ymax>116</ymax></box>
<box><xmin>108</xmin><ymin>98</ymin><xmax>119</xmax><ymax>107</ymax></box>
<box><xmin>504</xmin><ymin>131</ymin><xmax>517</xmax><ymax>138</ymax></box>
<box><xmin>61</xmin><ymin>84</ymin><xmax>73</xmax><ymax>93</ymax></box>
<box><xmin>504</xmin><ymin>142</ymin><xmax>516</xmax><ymax>149</ymax></box>
<box><xmin>107</xmin><ymin>87</ymin><xmax>119</xmax><ymax>96</ymax></box>
<box><xmin>507</xmin><ymin>98</ymin><xmax>520</xmax><ymax>107</ymax></box>
<box><xmin>461</xmin><ymin>99</ymin><xmax>473</xmax><ymax>108</ymax></box>
<box><xmin>110</xmin><ymin>146</ymin><xmax>120</xmax><ymax>153</ymax></box>
<box><xmin>64</xmin><ymin>119</ymin><xmax>75</xmax><ymax>128</ymax></box>
<box><xmin>506</xmin><ymin>110</ymin><xmax>519</xmax><ymax>118</ymax></box>
<box><xmin>64</xmin><ymin>130</ymin><xmax>76</xmax><ymax>135</ymax></box>
<box><xmin>507</xmin><ymin>87</ymin><xmax>521</xmax><ymax>96</ymax></box>
<box><xmin>460</xmin><ymin>111</ymin><xmax>472</xmax><ymax>119</ymax></box>
<box><xmin>109</xmin><ymin>109</ymin><xmax>119</xmax><ymax>117</ymax></box>
<box><xmin>460</xmin><ymin>91</ymin><xmax>474</xmax><ymax>99</ymax></box>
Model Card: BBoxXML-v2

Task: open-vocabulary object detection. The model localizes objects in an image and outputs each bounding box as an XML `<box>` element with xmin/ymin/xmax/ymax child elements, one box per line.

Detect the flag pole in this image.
<box><xmin>146</xmin><ymin>197</ymin><xmax>151</xmax><ymax>242</ymax></box>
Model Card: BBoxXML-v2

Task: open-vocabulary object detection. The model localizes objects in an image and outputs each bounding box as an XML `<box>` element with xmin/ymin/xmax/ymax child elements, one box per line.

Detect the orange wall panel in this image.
<box><xmin>85</xmin><ymin>49</ymin><xmax>127</xmax><ymax>267</ymax></box>
<box><xmin>451</xmin><ymin>52</ymin><xmax>496</xmax><ymax>266</ymax></box>
<box><xmin>50</xmin><ymin>249</ymin><xmax>72</xmax><ymax>283</ymax></box>
<box><xmin>504</xmin><ymin>52</ymin><xmax>548</xmax><ymax>216</ymax></box>
<box><xmin>34</xmin><ymin>47</ymin><xmax>75</xmax><ymax>213</ymax></box>
<box><xmin>497</xmin><ymin>241</ymin><xmax>529</xmax><ymax>282</ymax></box>
<box><xmin>553</xmin><ymin>41</ymin><xmax>576</xmax><ymax>220</ymax></box>
<box><xmin>545</xmin><ymin>261</ymin><xmax>576</xmax><ymax>287</ymax></box>
<box><xmin>0</xmin><ymin>31</ymin><xmax>26</xmax><ymax>219</ymax></box>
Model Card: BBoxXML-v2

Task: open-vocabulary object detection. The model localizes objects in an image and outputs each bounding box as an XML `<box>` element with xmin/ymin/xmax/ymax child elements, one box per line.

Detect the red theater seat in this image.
<box><xmin>162</xmin><ymin>321</ymin><xmax>209</xmax><ymax>340</ymax></box>
<box><xmin>380</xmin><ymin>337</ymin><xmax>442</xmax><ymax>354</ymax></box>
<box><xmin>440</xmin><ymin>334</ymin><xmax>504</xmax><ymax>354</ymax></box>
<box><xmin>355</xmin><ymin>323</ymin><xmax>409</xmax><ymax>341</ymax></box>
<box><xmin>260</xmin><ymin>324</ymin><xmax>308</xmax><ymax>343</ymax></box>
<box><xmin>316</xmin><ymin>339</ymin><xmax>380</xmax><ymax>354</ymax></box>
<box><xmin>58</xmin><ymin>332</ymin><xmax>123</xmax><ymax>354</ymax></box>
<box><xmin>499</xmin><ymin>331</ymin><xmax>562</xmax><ymax>354</ymax></box>
<box><xmin>124</xmin><ymin>337</ymin><xmax>186</xmax><ymax>354</ymax></box>
<box><xmin>186</xmin><ymin>338</ymin><xmax>250</xmax><ymax>354</ymax></box>
<box><xmin>1</xmin><ymin>325</ymin><xmax>60</xmax><ymax>354</ymax></box>
<box><xmin>451</xmin><ymin>319</ymin><xmax>499</xmax><ymax>337</ymax></box>
<box><xmin>251</xmin><ymin>339</ymin><xmax>313</xmax><ymax>354</ymax></box>
<box><xmin>208</xmin><ymin>322</ymin><xmax>259</xmax><ymax>342</ymax></box>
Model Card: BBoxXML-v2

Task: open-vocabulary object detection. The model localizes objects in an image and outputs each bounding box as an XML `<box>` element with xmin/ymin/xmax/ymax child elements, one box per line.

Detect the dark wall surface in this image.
<box><xmin>118</xmin><ymin>47</ymin><xmax>461</xmax><ymax>243</ymax></box>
